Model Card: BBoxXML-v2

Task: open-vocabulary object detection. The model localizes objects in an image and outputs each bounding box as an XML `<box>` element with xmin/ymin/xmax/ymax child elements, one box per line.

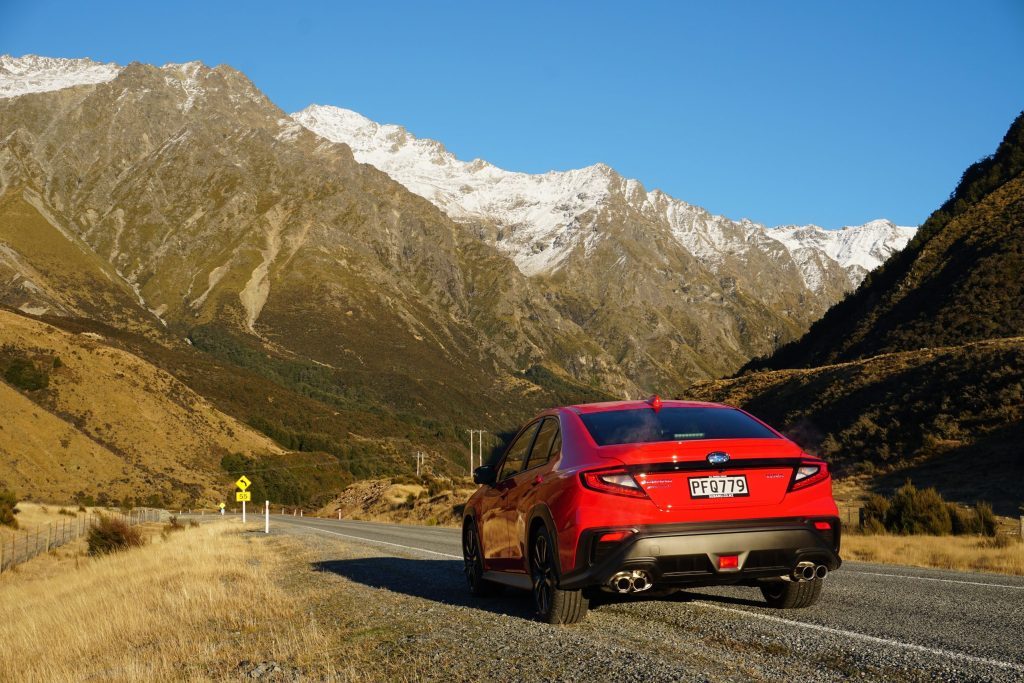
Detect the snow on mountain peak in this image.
<box><xmin>0</xmin><ymin>55</ymin><xmax>122</xmax><ymax>99</ymax></box>
<box><xmin>294</xmin><ymin>104</ymin><xmax>916</xmax><ymax>287</ymax></box>
<box><xmin>294</xmin><ymin>104</ymin><xmax>615</xmax><ymax>275</ymax></box>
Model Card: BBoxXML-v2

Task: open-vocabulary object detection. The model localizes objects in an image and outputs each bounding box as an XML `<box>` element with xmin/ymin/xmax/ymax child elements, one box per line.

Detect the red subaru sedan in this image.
<box><xmin>462</xmin><ymin>397</ymin><xmax>841</xmax><ymax>623</ymax></box>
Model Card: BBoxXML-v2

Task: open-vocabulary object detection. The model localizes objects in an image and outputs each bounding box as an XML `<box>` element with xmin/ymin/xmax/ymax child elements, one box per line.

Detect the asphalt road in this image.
<box><xmin>254</xmin><ymin>515</ymin><xmax>1024</xmax><ymax>681</ymax></box>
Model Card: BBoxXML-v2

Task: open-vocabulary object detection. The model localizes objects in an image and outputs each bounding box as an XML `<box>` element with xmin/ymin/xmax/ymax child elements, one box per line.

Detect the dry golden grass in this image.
<box><xmin>0</xmin><ymin>520</ymin><xmax>371</xmax><ymax>682</ymax></box>
<box><xmin>843</xmin><ymin>533</ymin><xmax>1024</xmax><ymax>575</ymax></box>
<box><xmin>0</xmin><ymin>502</ymin><xmax>101</xmax><ymax>545</ymax></box>
<box><xmin>0</xmin><ymin>308</ymin><xmax>282</xmax><ymax>505</ymax></box>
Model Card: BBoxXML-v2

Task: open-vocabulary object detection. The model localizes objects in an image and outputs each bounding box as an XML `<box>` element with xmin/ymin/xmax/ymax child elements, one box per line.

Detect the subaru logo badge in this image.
<box><xmin>706</xmin><ymin>451</ymin><xmax>730</xmax><ymax>465</ymax></box>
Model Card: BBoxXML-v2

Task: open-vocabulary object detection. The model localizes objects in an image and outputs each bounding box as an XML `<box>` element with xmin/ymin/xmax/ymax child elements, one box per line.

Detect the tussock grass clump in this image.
<box><xmin>87</xmin><ymin>515</ymin><xmax>144</xmax><ymax>555</ymax></box>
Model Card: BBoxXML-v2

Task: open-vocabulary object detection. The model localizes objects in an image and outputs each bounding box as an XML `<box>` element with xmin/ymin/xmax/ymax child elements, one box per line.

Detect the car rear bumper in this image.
<box><xmin>559</xmin><ymin>517</ymin><xmax>841</xmax><ymax>591</ymax></box>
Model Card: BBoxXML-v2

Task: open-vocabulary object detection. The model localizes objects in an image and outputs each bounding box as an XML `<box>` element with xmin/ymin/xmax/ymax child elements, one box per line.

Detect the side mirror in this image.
<box><xmin>473</xmin><ymin>464</ymin><xmax>497</xmax><ymax>486</ymax></box>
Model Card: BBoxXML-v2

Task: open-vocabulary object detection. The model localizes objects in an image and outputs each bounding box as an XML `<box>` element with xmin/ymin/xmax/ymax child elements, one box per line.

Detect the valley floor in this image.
<box><xmin>4</xmin><ymin>516</ymin><xmax>1024</xmax><ymax>682</ymax></box>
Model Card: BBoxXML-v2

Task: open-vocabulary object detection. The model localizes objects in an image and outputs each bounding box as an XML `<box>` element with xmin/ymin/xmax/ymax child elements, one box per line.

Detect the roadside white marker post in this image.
<box><xmin>242</xmin><ymin>500</ymin><xmax>246</xmax><ymax>524</ymax></box>
<box><xmin>264</xmin><ymin>500</ymin><xmax>269</xmax><ymax>534</ymax></box>
<box><xmin>338</xmin><ymin>510</ymin><xmax>341</xmax><ymax>520</ymax></box>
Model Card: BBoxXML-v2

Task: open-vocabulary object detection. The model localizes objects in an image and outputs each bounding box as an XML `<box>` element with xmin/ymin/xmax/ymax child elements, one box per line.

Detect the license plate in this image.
<box><xmin>688</xmin><ymin>475</ymin><xmax>749</xmax><ymax>499</ymax></box>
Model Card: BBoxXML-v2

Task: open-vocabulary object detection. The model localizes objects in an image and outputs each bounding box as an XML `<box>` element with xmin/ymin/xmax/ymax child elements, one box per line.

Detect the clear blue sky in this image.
<box><xmin>2</xmin><ymin>1</ymin><xmax>1022</xmax><ymax>227</ymax></box>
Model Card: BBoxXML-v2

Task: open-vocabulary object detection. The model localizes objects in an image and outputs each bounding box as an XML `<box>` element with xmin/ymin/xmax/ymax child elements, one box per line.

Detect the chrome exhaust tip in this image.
<box><xmin>793</xmin><ymin>561</ymin><xmax>816</xmax><ymax>582</ymax></box>
<box><xmin>611</xmin><ymin>572</ymin><xmax>634</xmax><ymax>593</ymax></box>
<box><xmin>631</xmin><ymin>570</ymin><xmax>652</xmax><ymax>592</ymax></box>
<box><xmin>815</xmin><ymin>564</ymin><xmax>828</xmax><ymax>580</ymax></box>
<box><xmin>608</xmin><ymin>570</ymin><xmax>654</xmax><ymax>593</ymax></box>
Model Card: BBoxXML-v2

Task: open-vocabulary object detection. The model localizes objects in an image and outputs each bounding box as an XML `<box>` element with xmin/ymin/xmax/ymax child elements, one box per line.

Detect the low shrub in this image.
<box><xmin>161</xmin><ymin>516</ymin><xmax>185</xmax><ymax>540</ymax></box>
<box><xmin>87</xmin><ymin>515</ymin><xmax>144</xmax><ymax>555</ymax></box>
<box><xmin>862</xmin><ymin>493</ymin><xmax>890</xmax><ymax>529</ymax></box>
<box><xmin>886</xmin><ymin>481</ymin><xmax>952</xmax><ymax>535</ymax></box>
<box><xmin>3</xmin><ymin>357</ymin><xmax>49</xmax><ymax>391</ymax></box>
<box><xmin>974</xmin><ymin>501</ymin><xmax>998</xmax><ymax>537</ymax></box>
<box><xmin>949</xmin><ymin>504</ymin><xmax>983</xmax><ymax>535</ymax></box>
<box><xmin>0</xmin><ymin>489</ymin><xmax>19</xmax><ymax>529</ymax></box>
<box><xmin>58</xmin><ymin>507</ymin><xmax>76</xmax><ymax>517</ymax></box>
<box><xmin>188</xmin><ymin>519</ymin><xmax>200</xmax><ymax>528</ymax></box>
<box><xmin>864</xmin><ymin>482</ymin><xmax>1000</xmax><ymax>537</ymax></box>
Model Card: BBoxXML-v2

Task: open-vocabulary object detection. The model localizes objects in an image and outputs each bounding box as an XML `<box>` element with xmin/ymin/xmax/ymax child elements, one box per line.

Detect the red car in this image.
<box><xmin>462</xmin><ymin>397</ymin><xmax>841</xmax><ymax>624</ymax></box>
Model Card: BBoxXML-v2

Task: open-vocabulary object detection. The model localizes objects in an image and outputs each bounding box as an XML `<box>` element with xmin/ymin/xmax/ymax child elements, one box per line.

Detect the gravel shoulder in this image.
<box><xmin>269</xmin><ymin>517</ymin><xmax>1024</xmax><ymax>682</ymax></box>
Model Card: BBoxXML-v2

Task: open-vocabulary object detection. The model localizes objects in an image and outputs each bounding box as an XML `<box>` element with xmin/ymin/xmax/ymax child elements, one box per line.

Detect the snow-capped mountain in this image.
<box><xmin>768</xmin><ymin>220</ymin><xmax>917</xmax><ymax>289</ymax></box>
<box><xmin>0</xmin><ymin>54</ymin><xmax>919</xmax><ymax>392</ymax></box>
<box><xmin>293</xmin><ymin>104</ymin><xmax>916</xmax><ymax>290</ymax></box>
<box><xmin>0</xmin><ymin>55</ymin><xmax>121</xmax><ymax>98</ymax></box>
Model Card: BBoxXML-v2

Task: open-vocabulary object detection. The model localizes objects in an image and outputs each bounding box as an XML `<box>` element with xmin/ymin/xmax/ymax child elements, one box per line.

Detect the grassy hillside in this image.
<box><xmin>746</xmin><ymin>112</ymin><xmax>1024</xmax><ymax>371</ymax></box>
<box><xmin>0</xmin><ymin>309</ymin><xmax>288</xmax><ymax>506</ymax></box>
<box><xmin>689</xmin><ymin>337</ymin><xmax>1024</xmax><ymax>514</ymax></box>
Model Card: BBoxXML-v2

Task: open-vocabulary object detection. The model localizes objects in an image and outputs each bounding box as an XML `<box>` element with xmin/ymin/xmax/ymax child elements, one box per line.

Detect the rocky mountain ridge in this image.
<box><xmin>292</xmin><ymin>104</ymin><xmax>915</xmax><ymax>290</ymax></box>
<box><xmin>0</xmin><ymin>54</ymin><xmax>932</xmax><ymax>496</ymax></box>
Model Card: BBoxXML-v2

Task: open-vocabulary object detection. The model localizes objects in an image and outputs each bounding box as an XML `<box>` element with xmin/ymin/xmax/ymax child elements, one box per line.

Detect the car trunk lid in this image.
<box><xmin>599</xmin><ymin>439</ymin><xmax>802</xmax><ymax>512</ymax></box>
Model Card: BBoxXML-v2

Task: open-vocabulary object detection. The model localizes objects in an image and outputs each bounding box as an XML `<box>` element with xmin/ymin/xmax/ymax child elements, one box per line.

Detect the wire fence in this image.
<box><xmin>0</xmin><ymin>507</ymin><xmax>167</xmax><ymax>573</ymax></box>
<box><xmin>838</xmin><ymin>505</ymin><xmax>864</xmax><ymax>530</ymax></box>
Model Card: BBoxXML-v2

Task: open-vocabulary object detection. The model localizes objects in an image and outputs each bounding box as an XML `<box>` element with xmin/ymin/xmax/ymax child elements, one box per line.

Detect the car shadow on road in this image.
<box><xmin>312</xmin><ymin>557</ymin><xmax>537</xmax><ymax>620</ymax></box>
<box><xmin>667</xmin><ymin>588</ymin><xmax>767</xmax><ymax>609</ymax></box>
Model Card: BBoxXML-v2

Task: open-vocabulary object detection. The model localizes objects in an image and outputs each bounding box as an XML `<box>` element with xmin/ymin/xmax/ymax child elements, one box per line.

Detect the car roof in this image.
<box><xmin>565</xmin><ymin>399</ymin><xmax>732</xmax><ymax>415</ymax></box>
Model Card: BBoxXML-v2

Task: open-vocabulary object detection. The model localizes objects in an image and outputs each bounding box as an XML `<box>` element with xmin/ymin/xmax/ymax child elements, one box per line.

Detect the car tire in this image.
<box><xmin>760</xmin><ymin>579</ymin><xmax>823</xmax><ymax>609</ymax></box>
<box><xmin>462</xmin><ymin>521</ymin><xmax>503</xmax><ymax>597</ymax></box>
<box><xmin>530</xmin><ymin>526</ymin><xmax>588</xmax><ymax>624</ymax></box>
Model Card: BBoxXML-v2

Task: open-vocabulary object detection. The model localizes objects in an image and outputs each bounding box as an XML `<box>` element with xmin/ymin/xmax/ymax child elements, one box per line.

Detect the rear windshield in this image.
<box><xmin>579</xmin><ymin>407</ymin><xmax>778</xmax><ymax>446</ymax></box>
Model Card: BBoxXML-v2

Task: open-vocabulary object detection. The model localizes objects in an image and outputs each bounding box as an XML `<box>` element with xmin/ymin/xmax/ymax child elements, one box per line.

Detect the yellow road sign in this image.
<box><xmin>235</xmin><ymin>475</ymin><xmax>251</xmax><ymax>491</ymax></box>
<box><xmin>236</xmin><ymin>491</ymin><xmax>251</xmax><ymax>502</ymax></box>
<box><xmin>219</xmin><ymin>502</ymin><xmax>225</xmax><ymax>509</ymax></box>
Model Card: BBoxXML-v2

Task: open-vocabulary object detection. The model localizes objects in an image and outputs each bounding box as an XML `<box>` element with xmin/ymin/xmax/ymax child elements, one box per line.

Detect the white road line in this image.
<box><xmin>697</xmin><ymin>603</ymin><xmax>1024</xmax><ymax>672</ymax></box>
<box><xmin>849</xmin><ymin>569</ymin><xmax>1024</xmax><ymax>590</ymax></box>
<box><xmin>290</xmin><ymin>521</ymin><xmax>462</xmax><ymax>559</ymax></box>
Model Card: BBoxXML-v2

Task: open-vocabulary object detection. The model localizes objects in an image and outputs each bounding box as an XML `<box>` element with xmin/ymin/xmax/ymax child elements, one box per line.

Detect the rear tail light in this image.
<box><xmin>789</xmin><ymin>460</ymin><xmax>829</xmax><ymax>491</ymax></box>
<box><xmin>581</xmin><ymin>468</ymin><xmax>648</xmax><ymax>499</ymax></box>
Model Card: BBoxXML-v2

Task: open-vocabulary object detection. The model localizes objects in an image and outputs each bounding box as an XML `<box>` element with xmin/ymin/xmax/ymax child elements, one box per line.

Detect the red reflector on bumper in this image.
<box><xmin>814</xmin><ymin>521</ymin><xmax>831</xmax><ymax>531</ymax></box>
<box><xmin>598</xmin><ymin>530</ymin><xmax>631</xmax><ymax>543</ymax></box>
<box><xmin>719</xmin><ymin>555</ymin><xmax>739</xmax><ymax>570</ymax></box>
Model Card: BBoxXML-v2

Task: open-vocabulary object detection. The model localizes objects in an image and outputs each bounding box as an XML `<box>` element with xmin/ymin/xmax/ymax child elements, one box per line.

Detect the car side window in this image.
<box><xmin>524</xmin><ymin>418</ymin><xmax>559</xmax><ymax>472</ymax></box>
<box><xmin>498</xmin><ymin>422</ymin><xmax>540</xmax><ymax>481</ymax></box>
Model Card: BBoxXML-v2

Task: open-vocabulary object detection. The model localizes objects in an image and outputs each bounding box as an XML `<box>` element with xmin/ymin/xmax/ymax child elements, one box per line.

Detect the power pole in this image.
<box><xmin>466</xmin><ymin>429</ymin><xmax>475</xmax><ymax>474</ymax></box>
<box><xmin>475</xmin><ymin>430</ymin><xmax>487</xmax><ymax>470</ymax></box>
<box><xmin>415</xmin><ymin>451</ymin><xmax>421</xmax><ymax>477</ymax></box>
